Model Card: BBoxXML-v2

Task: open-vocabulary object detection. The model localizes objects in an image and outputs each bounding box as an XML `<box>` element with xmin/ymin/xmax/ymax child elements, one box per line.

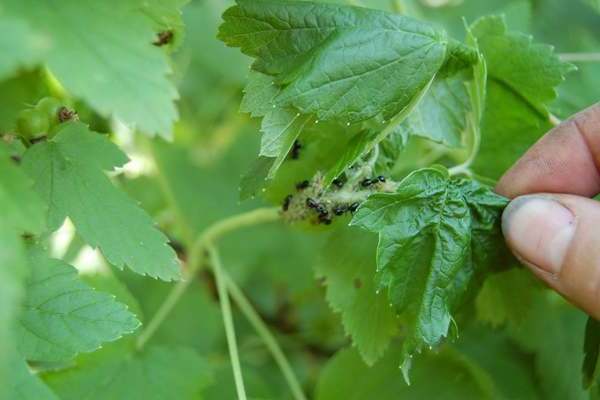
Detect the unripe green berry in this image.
<box><xmin>36</xmin><ymin>97</ymin><xmax>63</xmax><ymax>127</ymax></box>
<box><xmin>16</xmin><ymin>109</ymin><xmax>49</xmax><ymax>139</ymax></box>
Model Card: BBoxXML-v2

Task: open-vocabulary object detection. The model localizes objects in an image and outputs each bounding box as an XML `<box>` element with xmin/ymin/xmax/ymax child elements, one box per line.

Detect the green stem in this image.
<box><xmin>209</xmin><ymin>245</ymin><xmax>247</xmax><ymax>400</ymax></box>
<box><xmin>135</xmin><ymin>207</ymin><xmax>280</xmax><ymax>351</ymax></box>
<box><xmin>225</xmin><ymin>274</ymin><xmax>307</xmax><ymax>400</ymax></box>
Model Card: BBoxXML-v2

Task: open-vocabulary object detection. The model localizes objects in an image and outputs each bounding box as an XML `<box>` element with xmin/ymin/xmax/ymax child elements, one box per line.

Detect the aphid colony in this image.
<box><xmin>281</xmin><ymin>172</ymin><xmax>391</xmax><ymax>226</ymax></box>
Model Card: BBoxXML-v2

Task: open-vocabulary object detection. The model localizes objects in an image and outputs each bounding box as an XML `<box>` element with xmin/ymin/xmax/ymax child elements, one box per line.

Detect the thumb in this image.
<box><xmin>502</xmin><ymin>194</ymin><xmax>600</xmax><ymax>319</ymax></box>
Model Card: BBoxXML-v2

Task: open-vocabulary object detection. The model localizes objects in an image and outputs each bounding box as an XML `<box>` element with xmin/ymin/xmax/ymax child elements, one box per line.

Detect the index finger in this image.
<box><xmin>496</xmin><ymin>103</ymin><xmax>600</xmax><ymax>199</ymax></box>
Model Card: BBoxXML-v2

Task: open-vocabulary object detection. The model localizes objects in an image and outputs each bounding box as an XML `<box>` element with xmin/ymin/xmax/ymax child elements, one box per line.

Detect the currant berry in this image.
<box><xmin>16</xmin><ymin>109</ymin><xmax>49</xmax><ymax>139</ymax></box>
<box><xmin>35</xmin><ymin>97</ymin><xmax>63</xmax><ymax>127</ymax></box>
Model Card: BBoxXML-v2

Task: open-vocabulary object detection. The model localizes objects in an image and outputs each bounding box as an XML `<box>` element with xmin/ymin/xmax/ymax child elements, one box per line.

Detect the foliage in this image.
<box><xmin>0</xmin><ymin>0</ymin><xmax>599</xmax><ymax>399</ymax></box>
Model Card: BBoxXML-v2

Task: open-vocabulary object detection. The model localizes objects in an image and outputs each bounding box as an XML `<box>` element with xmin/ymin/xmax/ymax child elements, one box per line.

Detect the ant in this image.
<box><xmin>282</xmin><ymin>195</ymin><xmax>293</xmax><ymax>211</ymax></box>
<box><xmin>296</xmin><ymin>180</ymin><xmax>310</xmax><ymax>190</ymax></box>
<box><xmin>290</xmin><ymin>140</ymin><xmax>302</xmax><ymax>160</ymax></box>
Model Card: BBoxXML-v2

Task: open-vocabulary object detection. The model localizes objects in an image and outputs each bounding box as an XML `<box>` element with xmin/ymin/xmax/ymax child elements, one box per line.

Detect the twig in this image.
<box><xmin>209</xmin><ymin>245</ymin><xmax>247</xmax><ymax>400</ymax></box>
<box><xmin>225</xmin><ymin>274</ymin><xmax>307</xmax><ymax>400</ymax></box>
<box><xmin>135</xmin><ymin>207</ymin><xmax>281</xmax><ymax>350</ymax></box>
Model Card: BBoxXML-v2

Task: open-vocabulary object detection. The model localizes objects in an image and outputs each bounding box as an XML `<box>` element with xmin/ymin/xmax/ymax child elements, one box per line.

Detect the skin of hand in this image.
<box><xmin>497</xmin><ymin>103</ymin><xmax>600</xmax><ymax>319</ymax></box>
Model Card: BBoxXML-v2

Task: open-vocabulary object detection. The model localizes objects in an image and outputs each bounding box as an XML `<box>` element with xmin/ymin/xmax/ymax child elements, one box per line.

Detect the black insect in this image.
<box><xmin>348</xmin><ymin>202</ymin><xmax>360</xmax><ymax>213</ymax></box>
<box><xmin>306</xmin><ymin>198</ymin><xmax>318</xmax><ymax>209</ymax></box>
<box><xmin>282</xmin><ymin>195</ymin><xmax>293</xmax><ymax>211</ymax></box>
<box><xmin>333</xmin><ymin>205</ymin><xmax>347</xmax><ymax>216</ymax></box>
<box><xmin>153</xmin><ymin>30</ymin><xmax>174</xmax><ymax>47</ymax></box>
<box><xmin>318</xmin><ymin>213</ymin><xmax>332</xmax><ymax>225</ymax></box>
<box><xmin>290</xmin><ymin>140</ymin><xmax>302</xmax><ymax>160</ymax></box>
<box><xmin>377</xmin><ymin>175</ymin><xmax>386</xmax><ymax>183</ymax></box>
<box><xmin>316</xmin><ymin>204</ymin><xmax>328</xmax><ymax>216</ymax></box>
<box><xmin>296</xmin><ymin>180</ymin><xmax>310</xmax><ymax>190</ymax></box>
<box><xmin>332</xmin><ymin>177</ymin><xmax>345</xmax><ymax>188</ymax></box>
<box><xmin>361</xmin><ymin>178</ymin><xmax>374</xmax><ymax>188</ymax></box>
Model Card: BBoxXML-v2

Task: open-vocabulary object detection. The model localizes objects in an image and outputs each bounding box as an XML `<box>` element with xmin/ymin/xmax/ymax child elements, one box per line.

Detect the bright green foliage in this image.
<box><xmin>471</xmin><ymin>15</ymin><xmax>574</xmax><ymax>178</ymax></box>
<box><xmin>139</xmin><ymin>0</ymin><xmax>190</xmax><ymax>50</ymax></box>
<box><xmin>351</xmin><ymin>167</ymin><xmax>507</xmax><ymax>362</ymax></box>
<box><xmin>510</xmin><ymin>292</ymin><xmax>589</xmax><ymax>400</ymax></box>
<box><xmin>0</xmin><ymin>17</ymin><xmax>47</xmax><ymax>80</ymax></box>
<box><xmin>0</xmin><ymin>144</ymin><xmax>46</xmax><ymax>234</ymax></box>
<box><xmin>0</xmin><ymin>143</ymin><xmax>46</xmax><ymax>398</ymax></box>
<box><xmin>0</xmin><ymin>0</ymin><xmax>598</xmax><ymax>398</ymax></box>
<box><xmin>7</xmin><ymin>355</ymin><xmax>60</xmax><ymax>400</ymax></box>
<box><xmin>220</xmin><ymin>1</ymin><xmax>445</xmax><ymax>121</ymax></box>
<box><xmin>316</xmin><ymin>347</ymin><xmax>494</xmax><ymax>399</ymax></box>
<box><xmin>22</xmin><ymin>123</ymin><xmax>181</xmax><ymax>281</ymax></box>
<box><xmin>583</xmin><ymin>317</ymin><xmax>600</xmax><ymax>389</ymax></box>
<box><xmin>315</xmin><ymin>228</ymin><xmax>397</xmax><ymax>366</ymax></box>
<box><xmin>476</xmin><ymin>268</ymin><xmax>540</xmax><ymax>330</ymax></box>
<box><xmin>398</xmin><ymin>72</ymin><xmax>471</xmax><ymax>148</ymax></box>
<box><xmin>3</xmin><ymin>0</ymin><xmax>178</xmax><ymax>137</ymax></box>
<box><xmin>44</xmin><ymin>346</ymin><xmax>213</xmax><ymax>400</ymax></box>
<box><xmin>18</xmin><ymin>252</ymin><xmax>140</xmax><ymax>362</ymax></box>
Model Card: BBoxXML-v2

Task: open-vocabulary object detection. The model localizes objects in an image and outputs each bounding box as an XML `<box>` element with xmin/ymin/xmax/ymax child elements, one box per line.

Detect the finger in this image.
<box><xmin>502</xmin><ymin>194</ymin><xmax>600</xmax><ymax>319</ymax></box>
<box><xmin>496</xmin><ymin>103</ymin><xmax>600</xmax><ymax>198</ymax></box>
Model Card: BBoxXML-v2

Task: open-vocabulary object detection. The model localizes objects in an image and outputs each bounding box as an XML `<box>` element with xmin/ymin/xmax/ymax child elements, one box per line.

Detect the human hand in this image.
<box><xmin>498</xmin><ymin>103</ymin><xmax>600</xmax><ymax>318</ymax></box>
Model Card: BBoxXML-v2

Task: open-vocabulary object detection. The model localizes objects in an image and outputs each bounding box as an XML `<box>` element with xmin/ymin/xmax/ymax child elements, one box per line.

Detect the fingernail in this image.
<box><xmin>502</xmin><ymin>196</ymin><xmax>576</xmax><ymax>274</ymax></box>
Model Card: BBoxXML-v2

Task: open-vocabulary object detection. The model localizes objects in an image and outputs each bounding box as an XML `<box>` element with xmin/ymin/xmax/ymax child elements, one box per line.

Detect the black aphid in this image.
<box><xmin>296</xmin><ymin>180</ymin><xmax>310</xmax><ymax>190</ymax></box>
<box><xmin>290</xmin><ymin>140</ymin><xmax>302</xmax><ymax>160</ymax></box>
<box><xmin>282</xmin><ymin>194</ymin><xmax>293</xmax><ymax>211</ymax></box>
<box><xmin>306</xmin><ymin>198</ymin><xmax>318</xmax><ymax>209</ymax></box>
<box><xmin>333</xmin><ymin>205</ymin><xmax>347</xmax><ymax>216</ymax></box>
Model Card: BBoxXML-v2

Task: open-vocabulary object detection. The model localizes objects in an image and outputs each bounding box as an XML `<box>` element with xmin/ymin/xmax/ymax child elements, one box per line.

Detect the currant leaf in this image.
<box><xmin>316</xmin><ymin>228</ymin><xmax>397</xmax><ymax>366</ymax></box>
<box><xmin>17</xmin><ymin>251</ymin><xmax>140</xmax><ymax>362</ymax></box>
<box><xmin>470</xmin><ymin>15</ymin><xmax>574</xmax><ymax>179</ymax></box>
<box><xmin>0</xmin><ymin>16</ymin><xmax>47</xmax><ymax>80</ymax></box>
<box><xmin>219</xmin><ymin>0</ymin><xmax>459</xmax><ymax>124</ymax></box>
<box><xmin>350</xmin><ymin>167</ymin><xmax>508</xmax><ymax>365</ymax></box>
<box><xmin>22</xmin><ymin>122</ymin><xmax>182</xmax><ymax>281</ymax></box>
<box><xmin>44</xmin><ymin>346</ymin><xmax>213</xmax><ymax>400</ymax></box>
<box><xmin>4</xmin><ymin>0</ymin><xmax>178</xmax><ymax>137</ymax></box>
<box><xmin>7</xmin><ymin>354</ymin><xmax>59</xmax><ymax>400</ymax></box>
<box><xmin>316</xmin><ymin>346</ymin><xmax>495</xmax><ymax>399</ymax></box>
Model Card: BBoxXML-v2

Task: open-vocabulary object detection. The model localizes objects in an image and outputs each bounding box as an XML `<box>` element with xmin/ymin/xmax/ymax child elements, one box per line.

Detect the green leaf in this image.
<box><xmin>0</xmin><ymin>16</ymin><xmax>48</xmax><ymax>80</ymax></box>
<box><xmin>0</xmin><ymin>226</ymin><xmax>28</xmax><ymax>400</ymax></box>
<box><xmin>219</xmin><ymin>0</ymin><xmax>462</xmax><ymax>125</ymax></box>
<box><xmin>455</xmin><ymin>323</ymin><xmax>541</xmax><ymax>400</ymax></box>
<box><xmin>350</xmin><ymin>167</ymin><xmax>508</xmax><ymax>364</ymax></box>
<box><xmin>44</xmin><ymin>346</ymin><xmax>213</xmax><ymax>400</ymax></box>
<box><xmin>22</xmin><ymin>122</ymin><xmax>182</xmax><ymax>281</ymax></box>
<box><xmin>509</xmin><ymin>292</ymin><xmax>589</xmax><ymax>400</ymax></box>
<box><xmin>139</xmin><ymin>0</ymin><xmax>190</xmax><ymax>50</ymax></box>
<box><xmin>475</xmin><ymin>268</ymin><xmax>540</xmax><ymax>330</ymax></box>
<box><xmin>316</xmin><ymin>346</ymin><xmax>494</xmax><ymax>400</ymax></box>
<box><xmin>7</xmin><ymin>355</ymin><xmax>59</xmax><ymax>400</ymax></box>
<box><xmin>583</xmin><ymin>317</ymin><xmax>600</xmax><ymax>389</ymax></box>
<box><xmin>470</xmin><ymin>15</ymin><xmax>574</xmax><ymax>179</ymax></box>
<box><xmin>239</xmin><ymin>156</ymin><xmax>275</xmax><ymax>201</ymax></box>
<box><xmin>240</xmin><ymin>71</ymin><xmax>281</xmax><ymax>118</ymax></box>
<box><xmin>4</xmin><ymin>0</ymin><xmax>178</xmax><ymax>137</ymax></box>
<box><xmin>17</xmin><ymin>252</ymin><xmax>140</xmax><ymax>362</ymax></box>
<box><xmin>399</xmin><ymin>72</ymin><xmax>470</xmax><ymax>148</ymax></box>
<box><xmin>0</xmin><ymin>143</ymin><xmax>46</xmax><ymax>234</ymax></box>
<box><xmin>315</xmin><ymin>228</ymin><xmax>397</xmax><ymax>365</ymax></box>
<box><xmin>0</xmin><ymin>143</ymin><xmax>46</xmax><ymax>398</ymax></box>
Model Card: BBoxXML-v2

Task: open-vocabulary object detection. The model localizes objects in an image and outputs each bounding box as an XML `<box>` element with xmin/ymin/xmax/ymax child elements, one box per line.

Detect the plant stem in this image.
<box><xmin>209</xmin><ymin>245</ymin><xmax>247</xmax><ymax>400</ymax></box>
<box><xmin>135</xmin><ymin>207</ymin><xmax>281</xmax><ymax>350</ymax></box>
<box><xmin>225</xmin><ymin>274</ymin><xmax>307</xmax><ymax>400</ymax></box>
